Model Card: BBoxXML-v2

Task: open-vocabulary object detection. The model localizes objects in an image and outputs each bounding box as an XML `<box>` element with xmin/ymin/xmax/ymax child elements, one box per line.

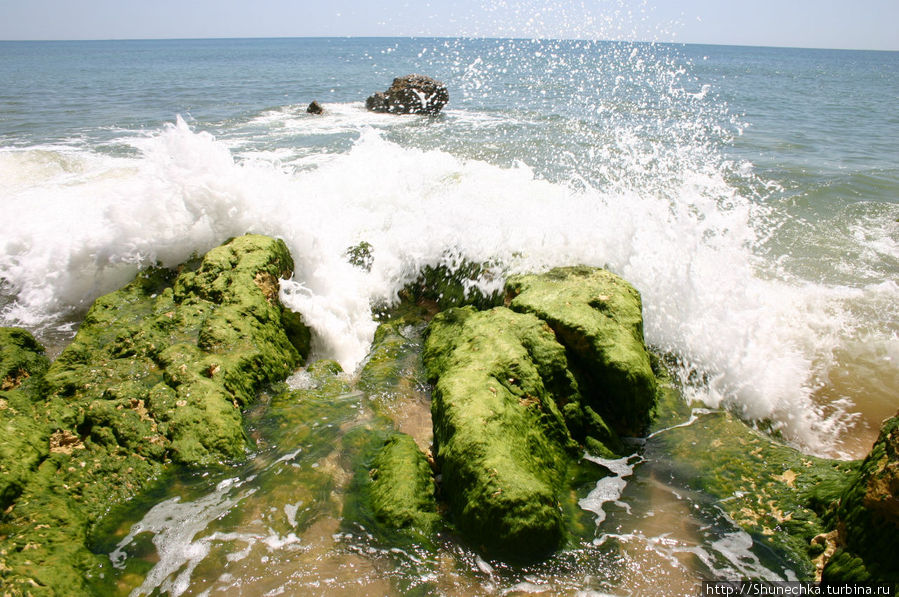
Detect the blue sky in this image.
<box><xmin>1</xmin><ymin>0</ymin><xmax>897</xmax><ymax>50</ymax></box>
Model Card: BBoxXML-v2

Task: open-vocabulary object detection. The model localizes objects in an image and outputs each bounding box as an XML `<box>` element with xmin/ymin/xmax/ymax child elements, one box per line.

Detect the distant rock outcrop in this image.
<box><xmin>306</xmin><ymin>100</ymin><xmax>323</xmax><ymax>115</ymax></box>
<box><xmin>365</xmin><ymin>74</ymin><xmax>448</xmax><ymax>115</ymax></box>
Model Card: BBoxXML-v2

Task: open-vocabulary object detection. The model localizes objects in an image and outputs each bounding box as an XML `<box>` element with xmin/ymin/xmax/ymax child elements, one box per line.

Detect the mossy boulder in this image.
<box><xmin>343</xmin><ymin>429</ymin><xmax>440</xmax><ymax>546</ymax></box>
<box><xmin>823</xmin><ymin>413</ymin><xmax>899</xmax><ymax>588</ymax></box>
<box><xmin>423</xmin><ymin>305</ymin><xmax>585</xmax><ymax>561</ymax></box>
<box><xmin>506</xmin><ymin>266</ymin><xmax>657</xmax><ymax>437</ymax></box>
<box><xmin>43</xmin><ymin>233</ymin><xmax>308</xmax><ymax>467</ymax></box>
<box><xmin>0</xmin><ymin>235</ymin><xmax>311</xmax><ymax>595</ymax></box>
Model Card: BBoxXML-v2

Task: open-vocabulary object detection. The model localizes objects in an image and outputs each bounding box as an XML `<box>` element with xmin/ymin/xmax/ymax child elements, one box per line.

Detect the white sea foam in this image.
<box><xmin>1</xmin><ymin>113</ymin><xmax>894</xmax><ymax>455</ymax></box>
<box><xmin>580</xmin><ymin>455</ymin><xmax>637</xmax><ymax>527</ymax></box>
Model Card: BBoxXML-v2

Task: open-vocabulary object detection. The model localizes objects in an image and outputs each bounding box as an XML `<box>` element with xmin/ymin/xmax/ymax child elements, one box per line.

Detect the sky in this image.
<box><xmin>0</xmin><ymin>0</ymin><xmax>897</xmax><ymax>51</ymax></box>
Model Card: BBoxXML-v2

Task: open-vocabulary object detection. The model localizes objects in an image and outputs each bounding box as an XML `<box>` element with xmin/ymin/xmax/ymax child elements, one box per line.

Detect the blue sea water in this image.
<box><xmin>0</xmin><ymin>37</ymin><xmax>897</xmax><ymax>593</ymax></box>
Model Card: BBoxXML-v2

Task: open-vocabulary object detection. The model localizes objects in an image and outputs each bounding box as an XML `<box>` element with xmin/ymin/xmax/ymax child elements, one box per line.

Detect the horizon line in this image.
<box><xmin>0</xmin><ymin>35</ymin><xmax>896</xmax><ymax>53</ymax></box>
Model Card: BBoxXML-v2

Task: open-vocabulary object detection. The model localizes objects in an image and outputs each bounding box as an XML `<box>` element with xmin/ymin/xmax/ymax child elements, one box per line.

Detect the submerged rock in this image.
<box><xmin>365</xmin><ymin>74</ymin><xmax>449</xmax><ymax>115</ymax></box>
<box><xmin>0</xmin><ymin>235</ymin><xmax>311</xmax><ymax>594</ymax></box>
<box><xmin>343</xmin><ymin>428</ymin><xmax>440</xmax><ymax>546</ymax></box>
<box><xmin>650</xmin><ymin>406</ymin><xmax>857</xmax><ymax>579</ymax></box>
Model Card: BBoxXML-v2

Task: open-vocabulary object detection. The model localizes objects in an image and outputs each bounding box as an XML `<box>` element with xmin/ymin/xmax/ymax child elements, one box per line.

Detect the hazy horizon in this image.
<box><xmin>1</xmin><ymin>0</ymin><xmax>897</xmax><ymax>52</ymax></box>
<box><xmin>1</xmin><ymin>35</ymin><xmax>897</xmax><ymax>54</ymax></box>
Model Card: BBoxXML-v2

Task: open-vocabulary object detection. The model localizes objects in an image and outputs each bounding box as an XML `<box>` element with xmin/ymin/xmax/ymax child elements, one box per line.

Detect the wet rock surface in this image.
<box><xmin>2</xmin><ymin>251</ymin><xmax>897</xmax><ymax>593</ymax></box>
<box><xmin>420</xmin><ymin>267</ymin><xmax>658</xmax><ymax>560</ymax></box>
<box><xmin>506</xmin><ymin>266</ymin><xmax>657</xmax><ymax>438</ymax></box>
<box><xmin>365</xmin><ymin>74</ymin><xmax>449</xmax><ymax>115</ymax></box>
<box><xmin>822</xmin><ymin>413</ymin><xmax>899</xmax><ymax>588</ymax></box>
<box><xmin>0</xmin><ymin>234</ymin><xmax>310</xmax><ymax>594</ymax></box>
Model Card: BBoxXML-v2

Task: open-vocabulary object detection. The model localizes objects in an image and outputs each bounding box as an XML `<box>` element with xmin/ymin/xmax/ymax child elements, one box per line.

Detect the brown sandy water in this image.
<box><xmin>813</xmin><ymin>344</ymin><xmax>899</xmax><ymax>459</ymax></box>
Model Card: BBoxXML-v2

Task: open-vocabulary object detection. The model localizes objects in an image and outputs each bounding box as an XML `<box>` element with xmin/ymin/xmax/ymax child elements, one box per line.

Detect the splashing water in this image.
<box><xmin>1</xmin><ymin>35</ymin><xmax>897</xmax><ymax>459</ymax></box>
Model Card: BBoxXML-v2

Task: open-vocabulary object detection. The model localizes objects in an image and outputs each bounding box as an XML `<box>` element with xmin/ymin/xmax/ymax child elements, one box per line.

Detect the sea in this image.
<box><xmin>0</xmin><ymin>37</ymin><xmax>897</xmax><ymax>594</ymax></box>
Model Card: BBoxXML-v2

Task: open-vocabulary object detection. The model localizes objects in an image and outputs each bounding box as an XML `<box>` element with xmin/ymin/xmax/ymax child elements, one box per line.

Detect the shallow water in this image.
<box><xmin>89</xmin><ymin>348</ymin><xmax>799</xmax><ymax>596</ymax></box>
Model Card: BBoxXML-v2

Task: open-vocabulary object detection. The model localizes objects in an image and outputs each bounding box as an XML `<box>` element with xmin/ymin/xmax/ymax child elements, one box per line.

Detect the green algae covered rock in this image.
<box><xmin>649</xmin><ymin>408</ymin><xmax>858</xmax><ymax>579</ymax></box>
<box><xmin>424</xmin><ymin>305</ymin><xmax>584</xmax><ymax>561</ymax></box>
<box><xmin>369</xmin><ymin>433</ymin><xmax>439</xmax><ymax>533</ymax></box>
<box><xmin>506</xmin><ymin>266</ymin><xmax>657</xmax><ymax>437</ymax></box>
<box><xmin>822</xmin><ymin>413</ymin><xmax>899</xmax><ymax>588</ymax></box>
<box><xmin>0</xmin><ymin>329</ymin><xmax>50</xmax><ymax>512</ymax></box>
<box><xmin>343</xmin><ymin>429</ymin><xmax>440</xmax><ymax>546</ymax></box>
<box><xmin>0</xmin><ymin>235</ymin><xmax>311</xmax><ymax>595</ymax></box>
<box><xmin>1</xmin><ymin>327</ymin><xmax>49</xmax><ymax>393</ymax></box>
<box><xmin>44</xmin><ymin>233</ymin><xmax>308</xmax><ymax>467</ymax></box>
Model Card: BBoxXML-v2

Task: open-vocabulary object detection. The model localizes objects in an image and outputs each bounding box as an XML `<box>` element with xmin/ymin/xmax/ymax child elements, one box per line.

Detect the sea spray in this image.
<box><xmin>2</xmin><ymin>40</ymin><xmax>896</xmax><ymax>457</ymax></box>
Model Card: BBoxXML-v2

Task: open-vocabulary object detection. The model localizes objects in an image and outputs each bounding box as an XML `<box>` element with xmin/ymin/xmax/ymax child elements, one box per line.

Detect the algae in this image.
<box><xmin>423</xmin><ymin>305</ymin><xmax>586</xmax><ymax>561</ymax></box>
<box><xmin>419</xmin><ymin>266</ymin><xmax>661</xmax><ymax>561</ymax></box>
<box><xmin>342</xmin><ymin>428</ymin><xmax>440</xmax><ymax>547</ymax></box>
<box><xmin>403</xmin><ymin>256</ymin><xmax>504</xmax><ymax>311</ymax></box>
<box><xmin>822</xmin><ymin>413</ymin><xmax>899</xmax><ymax>588</ymax></box>
<box><xmin>506</xmin><ymin>266</ymin><xmax>657</xmax><ymax>437</ymax></box>
<box><xmin>649</xmin><ymin>408</ymin><xmax>858</xmax><ymax>579</ymax></box>
<box><xmin>0</xmin><ymin>328</ymin><xmax>50</xmax><ymax>512</ymax></box>
<box><xmin>0</xmin><ymin>235</ymin><xmax>311</xmax><ymax>595</ymax></box>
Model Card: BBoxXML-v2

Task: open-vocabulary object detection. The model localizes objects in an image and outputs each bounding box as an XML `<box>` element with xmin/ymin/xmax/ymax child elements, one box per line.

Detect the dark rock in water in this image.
<box><xmin>345</xmin><ymin>240</ymin><xmax>374</xmax><ymax>272</ymax></box>
<box><xmin>365</xmin><ymin>91</ymin><xmax>389</xmax><ymax>113</ymax></box>
<box><xmin>365</xmin><ymin>74</ymin><xmax>448</xmax><ymax>115</ymax></box>
<box><xmin>306</xmin><ymin>100</ymin><xmax>323</xmax><ymax>114</ymax></box>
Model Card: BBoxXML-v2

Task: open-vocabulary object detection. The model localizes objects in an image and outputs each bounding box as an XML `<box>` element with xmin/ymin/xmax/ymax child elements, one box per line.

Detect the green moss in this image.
<box><xmin>370</xmin><ymin>433</ymin><xmax>439</xmax><ymax>532</ymax></box>
<box><xmin>343</xmin><ymin>429</ymin><xmax>439</xmax><ymax>546</ymax></box>
<box><xmin>0</xmin><ymin>329</ymin><xmax>51</xmax><ymax>512</ymax></box>
<box><xmin>823</xmin><ymin>414</ymin><xmax>899</xmax><ymax>589</ymax></box>
<box><xmin>650</xmin><ymin>409</ymin><xmax>858</xmax><ymax>578</ymax></box>
<box><xmin>0</xmin><ymin>327</ymin><xmax>50</xmax><ymax>394</ymax></box>
<box><xmin>506</xmin><ymin>266</ymin><xmax>657</xmax><ymax>437</ymax></box>
<box><xmin>423</xmin><ymin>306</ymin><xmax>583</xmax><ymax>561</ymax></box>
<box><xmin>0</xmin><ymin>235</ymin><xmax>311</xmax><ymax>594</ymax></box>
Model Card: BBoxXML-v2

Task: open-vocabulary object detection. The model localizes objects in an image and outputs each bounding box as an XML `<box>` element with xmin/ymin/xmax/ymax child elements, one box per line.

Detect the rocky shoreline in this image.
<box><xmin>1</xmin><ymin>235</ymin><xmax>895</xmax><ymax>594</ymax></box>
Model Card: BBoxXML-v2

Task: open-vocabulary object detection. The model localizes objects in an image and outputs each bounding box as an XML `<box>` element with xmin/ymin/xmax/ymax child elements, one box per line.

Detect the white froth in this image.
<box><xmin>580</xmin><ymin>455</ymin><xmax>636</xmax><ymax>526</ymax></box>
<box><xmin>1</xmin><ymin>113</ymin><xmax>894</xmax><ymax>455</ymax></box>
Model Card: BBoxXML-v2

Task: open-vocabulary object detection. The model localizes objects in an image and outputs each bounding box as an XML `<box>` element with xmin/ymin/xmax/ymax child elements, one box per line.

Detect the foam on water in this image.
<box><xmin>1</xmin><ymin>109</ymin><xmax>894</xmax><ymax>454</ymax></box>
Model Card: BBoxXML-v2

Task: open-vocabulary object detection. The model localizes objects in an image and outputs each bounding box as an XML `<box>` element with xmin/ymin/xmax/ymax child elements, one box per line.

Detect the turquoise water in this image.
<box><xmin>1</xmin><ymin>36</ymin><xmax>897</xmax><ymax>595</ymax></box>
